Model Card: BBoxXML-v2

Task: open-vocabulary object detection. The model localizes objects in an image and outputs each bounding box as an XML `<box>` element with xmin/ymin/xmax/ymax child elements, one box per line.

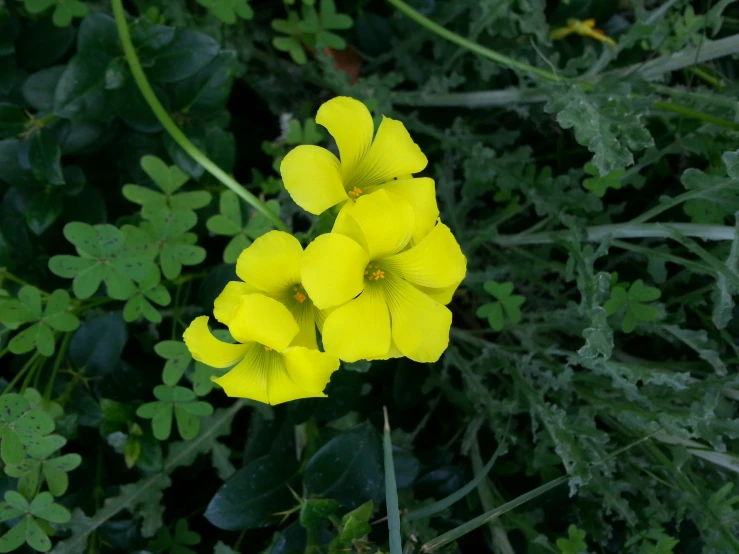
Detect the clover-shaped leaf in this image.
<box><xmin>0</xmin><ymin>491</ymin><xmax>71</xmax><ymax>552</ymax></box>
<box><xmin>5</xmin><ymin>434</ymin><xmax>81</xmax><ymax>497</ymax></box>
<box><xmin>148</xmin><ymin>518</ymin><xmax>201</xmax><ymax>554</ymax></box>
<box><xmin>0</xmin><ymin>394</ymin><xmax>56</xmax><ymax>466</ymax></box>
<box><xmin>476</xmin><ymin>281</ymin><xmax>526</xmax><ymax>332</ymax></box>
<box><xmin>285</xmin><ymin>118</ymin><xmax>323</xmax><ymax>146</ymax></box>
<box><xmin>23</xmin><ymin>0</ymin><xmax>88</xmax><ymax>27</ymax></box>
<box><xmin>125</xmin><ymin>210</ymin><xmax>206</xmax><ymax>280</ymax></box>
<box><xmin>155</xmin><ymin>341</ymin><xmax>192</xmax><ymax>386</ymax></box>
<box><xmin>319</xmin><ymin>0</ymin><xmax>352</xmax><ymax>30</ymax></box>
<box><xmin>604</xmin><ymin>279</ymin><xmax>661</xmax><ymax>333</ymax></box>
<box><xmin>190</xmin><ymin>362</ymin><xmax>217</xmax><ymax>396</ymax></box>
<box><xmin>556</xmin><ymin>524</ymin><xmax>588</xmax><ymax>554</ymax></box>
<box><xmin>1</xmin><ymin>288</ymin><xmax>79</xmax><ymax>357</ymax></box>
<box><xmin>123</xmin><ymin>155</ymin><xmax>211</xmax><ymax>218</ymax></box>
<box><xmin>123</xmin><ymin>267</ymin><xmax>171</xmax><ymax>323</ymax></box>
<box><xmin>582</xmin><ymin>162</ymin><xmax>623</xmax><ymax>197</ymax></box>
<box><xmin>48</xmin><ymin>223</ymin><xmax>155</xmax><ymax>300</ymax></box>
<box><xmin>196</xmin><ymin>0</ymin><xmax>253</xmax><ymax>24</ymax></box>
<box><xmin>206</xmin><ymin>192</ymin><xmax>279</xmax><ymax>263</ymax></box>
<box><xmin>136</xmin><ymin>386</ymin><xmax>214</xmax><ymax>441</ymax></box>
<box><xmin>272</xmin><ymin>12</ymin><xmax>308</xmax><ymax>64</ymax></box>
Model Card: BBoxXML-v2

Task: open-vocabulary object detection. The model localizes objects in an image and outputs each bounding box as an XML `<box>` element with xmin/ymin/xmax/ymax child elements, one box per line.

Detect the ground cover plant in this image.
<box><xmin>0</xmin><ymin>0</ymin><xmax>738</xmax><ymax>552</ymax></box>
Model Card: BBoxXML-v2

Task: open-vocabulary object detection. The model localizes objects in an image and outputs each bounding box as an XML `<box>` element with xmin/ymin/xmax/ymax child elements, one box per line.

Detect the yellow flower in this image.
<box><xmin>183</xmin><ymin>293</ymin><xmax>339</xmax><ymax>405</ymax></box>
<box><xmin>280</xmin><ymin>97</ymin><xmax>438</xmax><ymax>242</ymax></box>
<box><xmin>213</xmin><ymin>231</ymin><xmax>324</xmax><ymax>350</ymax></box>
<box><xmin>550</xmin><ymin>18</ymin><xmax>617</xmax><ymax>48</ymax></box>
<box><xmin>300</xmin><ymin>190</ymin><xmax>466</xmax><ymax>363</ymax></box>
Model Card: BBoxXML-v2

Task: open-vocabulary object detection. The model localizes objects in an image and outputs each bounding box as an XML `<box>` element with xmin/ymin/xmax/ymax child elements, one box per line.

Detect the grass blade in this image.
<box><xmin>383</xmin><ymin>407</ymin><xmax>403</xmax><ymax>554</ymax></box>
<box><xmin>421</xmin><ymin>475</ymin><xmax>567</xmax><ymax>552</ymax></box>
<box><xmin>407</xmin><ymin>437</ymin><xmax>506</xmax><ymax>521</ymax></box>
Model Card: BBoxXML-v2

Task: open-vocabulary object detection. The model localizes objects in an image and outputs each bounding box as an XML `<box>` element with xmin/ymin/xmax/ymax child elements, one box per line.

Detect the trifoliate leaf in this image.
<box><xmin>476</xmin><ymin>280</ymin><xmax>526</xmax><ymax>331</ymax></box>
<box><xmin>122</xmin><ymin>155</ymin><xmax>211</xmax><ymax>218</ymax></box>
<box><xmin>582</xmin><ymin>162</ymin><xmax>623</xmax><ymax>197</ymax></box>
<box><xmin>196</xmin><ymin>0</ymin><xmax>253</xmax><ymax>24</ymax></box>
<box><xmin>556</xmin><ymin>524</ymin><xmax>588</xmax><ymax>554</ymax></box>
<box><xmin>137</xmin><ymin>386</ymin><xmax>214</xmax><ymax>440</ymax></box>
<box><xmin>604</xmin><ymin>279</ymin><xmax>661</xmax><ymax>333</ymax></box>
<box><xmin>49</xmin><ymin>222</ymin><xmax>154</xmax><ymax>300</ymax></box>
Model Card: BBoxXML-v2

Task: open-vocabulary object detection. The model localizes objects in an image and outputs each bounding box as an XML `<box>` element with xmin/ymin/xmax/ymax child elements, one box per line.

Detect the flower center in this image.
<box><xmin>348</xmin><ymin>186</ymin><xmax>363</xmax><ymax>200</ymax></box>
<box><xmin>292</xmin><ymin>284</ymin><xmax>307</xmax><ymax>303</ymax></box>
<box><xmin>365</xmin><ymin>263</ymin><xmax>385</xmax><ymax>281</ymax></box>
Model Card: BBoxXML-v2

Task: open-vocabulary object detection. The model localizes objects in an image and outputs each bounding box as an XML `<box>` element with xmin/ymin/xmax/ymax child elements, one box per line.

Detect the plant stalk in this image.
<box><xmin>492</xmin><ymin>223</ymin><xmax>736</xmax><ymax>247</ymax></box>
<box><xmin>110</xmin><ymin>0</ymin><xmax>287</xmax><ymax>231</ymax></box>
<box><xmin>386</xmin><ymin>0</ymin><xmax>562</xmax><ymax>82</ymax></box>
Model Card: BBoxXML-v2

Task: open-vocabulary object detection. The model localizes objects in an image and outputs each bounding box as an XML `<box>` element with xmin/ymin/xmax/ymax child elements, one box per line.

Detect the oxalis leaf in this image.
<box><xmin>51</xmin><ymin>401</ymin><xmax>246</xmax><ymax>553</ymax></box>
<box><xmin>48</xmin><ymin>222</ymin><xmax>154</xmax><ymax>300</ymax></box>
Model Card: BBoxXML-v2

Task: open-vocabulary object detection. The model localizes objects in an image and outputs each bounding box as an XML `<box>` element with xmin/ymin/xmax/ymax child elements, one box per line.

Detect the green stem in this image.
<box><xmin>630</xmin><ymin>178</ymin><xmax>735</xmax><ymax>223</ymax></box>
<box><xmin>3</xmin><ymin>353</ymin><xmax>40</xmax><ymax>394</ymax></box>
<box><xmin>685</xmin><ymin>66</ymin><xmax>726</xmax><ymax>89</ymax></box>
<box><xmin>0</xmin><ymin>271</ymin><xmax>48</xmax><ymax>295</ymax></box>
<box><xmin>44</xmin><ymin>332</ymin><xmax>72</xmax><ymax>405</ymax></box>
<box><xmin>383</xmin><ymin>407</ymin><xmax>403</xmax><ymax>554</ymax></box>
<box><xmin>492</xmin><ymin>223</ymin><xmax>736</xmax><ymax>247</ymax></box>
<box><xmin>386</xmin><ymin>0</ymin><xmax>561</xmax><ymax>82</ymax></box>
<box><xmin>110</xmin><ymin>0</ymin><xmax>287</xmax><ymax>232</ymax></box>
<box><xmin>652</xmin><ymin>101</ymin><xmax>739</xmax><ymax>130</ymax></box>
<box><xmin>21</xmin><ymin>356</ymin><xmax>44</xmax><ymax>393</ymax></box>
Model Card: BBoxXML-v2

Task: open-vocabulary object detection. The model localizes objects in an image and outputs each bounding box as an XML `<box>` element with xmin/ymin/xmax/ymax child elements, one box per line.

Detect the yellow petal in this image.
<box><xmin>265</xmin><ymin>355</ymin><xmax>329</xmax><ymax>405</ymax></box>
<box><xmin>282</xmin><ymin>346</ymin><xmax>339</xmax><ymax>394</ymax></box>
<box><xmin>183</xmin><ymin>316</ymin><xmax>249</xmax><ymax>368</ymax></box>
<box><xmin>290</xmin><ymin>300</ymin><xmax>319</xmax><ymax>349</ymax></box>
<box><xmin>366</xmin><ymin>340</ymin><xmax>404</xmax><ymax>361</ymax></box>
<box><xmin>322</xmin><ymin>286</ymin><xmax>391</xmax><ymax>362</ymax></box>
<box><xmin>301</xmin><ymin>233</ymin><xmax>368</xmax><ymax>310</ymax></box>
<box><xmin>280</xmin><ymin>145</ymin><xmax>347</xmax><ymax>215</ymax></box>
<box><xmin>333</xmin><ymin>201</ymin><xmax>368</xmax><ymax>253</ymax></box>
<box><xmin>414</xmin><ymin>280</ymin><xmax>462</xmax><ymax>305</ymax></box>
<box><xmin>338</xmin><ymin>190</ymin><xmax>415</xmax><ymax>260</ymax></box>
<box><xmin>316</xmin><ymin>96</ymin><xmax>374</xmax><ymax>183</ymax></box>
<box><xmin>352</xmin><ymin>116</ymin><xmax>427</xmax><ymax>189</ymax></box>
<box><xmin>228</xmin><ymin>294</ymin><xmax>298</xmax><ymax>351</ymax></box>
<box><xmin>236</xmin><ymin>231</ymin><xmax>303</xmax><ymax>295</ymax></box>
<box><xmin>376</xmin><ymin>178</ymin><xmax>439</xmax><ymax>244</ymax></box>
<box><xmin>385</xmin><ymin>222</ymin><xmax>466</xmax><ymax>288</ymax></box>
<box><xmin>212</xmin><ymin>343</ymin><xmax>269</xmax><ymax>403</ymax></box>
<box><xmin>385</xmin><ymin>276</ymin><xmax>452</xmax><ymax>363</ymax></box>
<box><xmin>213</xmin><ymin>281</ymin><xmax>259</xmax><ymax>325</ymax></box>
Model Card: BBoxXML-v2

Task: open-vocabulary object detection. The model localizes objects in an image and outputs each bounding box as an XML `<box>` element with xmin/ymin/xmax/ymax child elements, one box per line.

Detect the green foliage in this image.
<box><xmin>136</xmin><ymin>385</ymin><xmax>214</xmax><ymax>440</ymax></box>
<box><xmin>206</xmin><ymin>191</ymin><xmax>279</xmax><ymax>263</ymax></box>
<box><xmin>582</xmin><ymin>162</ymin><xmax>623</xmax><ymax>197</ymax></box>
<box><xmin>272</xmin><ymin>0</ymin><xmax>353</xmax><ymax>64</ymax></box>
<box><xmin>49</xmin><ymin>223</ymin><xmax>155</xmax><ymax>300</ymax></box>
<box><xmin>148</xmin><ymin>519</ymin><xmax>201</xmax><ymax>554</ymax></box>
<box><xmin>2</xmin><ymin>0</ymin><xmax>739</xmax><ymax>552</ymax></box>
<box><xmin>556</xmin><ymin>525</ymin><xmax>588</xmax><ymax>554</ymax></box>
<box><xmin>0</xmin><ymin>288</ymin><xmax>78</xmax><ymax>356</ymax></box>
<box><xmin>476</xmin><ymin>281</ymin><xmax>526</xmax><ymax>331</ymax></box>
<box><xmin>196</xmin><ymin>0</ymin><xmax>253</xmax><ymax>24</ymax></box>
<box><xmin>22</xmin><ymin>0</ymin><xmax>88</xmax><ymax>27</ymax></box>
<box><xmin>604</xmin><ymin>279</ymin><xmax>661</xmax><ymax>333</ymax></box>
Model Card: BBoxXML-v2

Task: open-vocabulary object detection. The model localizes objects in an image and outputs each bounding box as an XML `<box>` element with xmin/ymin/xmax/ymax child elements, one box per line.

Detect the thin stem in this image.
<box><xmin>652</xmin><ymin>101</ymin><xmax>739</xmax><ymax>130</ymax></box>
<box><xmin>0</xmin><ymin>271</ymin><xmax>48</xmax><ymax>295</ymax></box>
<box><xmin>492</xmin><ymin>223</ymin><xmax>736</xmax><ymax>247</ymax></box>
<box><xmin>44</xmin><ymin>332</ymin><xmax>72</xmax><ymax>404</ymax></box>
<box><xmin>630</xmin><ymin>178</ymin><xmax>734</xmax><ymax>224</ymax></box>
<box><xmin>386</xmin><ymin>0</ymin><xmax>561</xmax><ymax>82</ymax></box>
<box><xmin>3</xmin><ymin>352</ymin><xmax>40</xmax><ymax>394</ymax></box>
<box><xmin>110</xmin><ymin>0</ymin><xmax>287</xmax><ymax>232</ymax></box>
<box><xmin>21</xmin><ymin>356</ymin><xmax>44</xmax><ymax>392</ymax></box>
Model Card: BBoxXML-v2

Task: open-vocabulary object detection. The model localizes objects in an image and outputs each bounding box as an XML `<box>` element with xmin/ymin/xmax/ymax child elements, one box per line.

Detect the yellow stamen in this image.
<box><xmin>348</xmin><ymin>186</ymin><xmax>363</xmax><ymax>199</ymax></box>
<box><xmin>294</xmin><ymin>292</ymin><xmax>306</xmax><ymax>303</ymax></box>
<box><xmin>264</xmin><ymin>346</ymin><xmax>273</xmax><ymax>351</ymax></box>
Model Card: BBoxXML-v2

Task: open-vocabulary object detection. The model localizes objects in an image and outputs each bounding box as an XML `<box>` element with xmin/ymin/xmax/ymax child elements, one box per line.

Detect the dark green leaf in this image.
<box><xmin>205</xmin><ymin>454</ymin><xmax>298</xmax><ymax>530</ymax></box>
<box><xmin>304</xmin><ymin>421</ymin><xmax>384</xmax><ymax>508</ymax></box>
